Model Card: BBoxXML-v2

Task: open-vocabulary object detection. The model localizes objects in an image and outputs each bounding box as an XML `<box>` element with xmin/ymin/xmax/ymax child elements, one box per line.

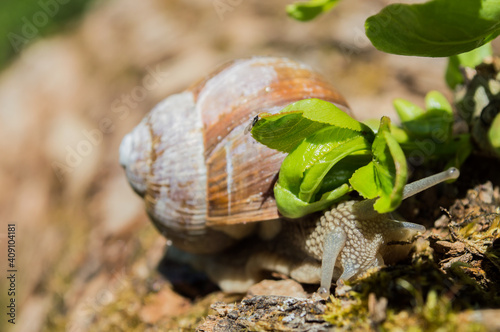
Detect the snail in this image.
<box><xmin>119</xmin><ymin>56</ymin><xmax>349</xmax><ymax>255</ymax></box>
<box><xmin>120</xmin><ymin>57</ymin><xmax>459</xmax><ymax>297</ymax></box>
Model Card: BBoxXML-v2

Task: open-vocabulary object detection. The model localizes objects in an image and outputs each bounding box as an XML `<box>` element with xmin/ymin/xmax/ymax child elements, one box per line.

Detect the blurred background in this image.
<box><xmin>0</xmin><ymin>0</ymin><xmax>496</xmax><ymax>331</ymax></box>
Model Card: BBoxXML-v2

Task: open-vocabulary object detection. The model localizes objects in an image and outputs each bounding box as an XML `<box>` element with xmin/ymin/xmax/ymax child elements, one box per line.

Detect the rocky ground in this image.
<box><xmin>0</xmin><ymin>0</ymin><xmax>499</xmax><ymax>331</ymax></box>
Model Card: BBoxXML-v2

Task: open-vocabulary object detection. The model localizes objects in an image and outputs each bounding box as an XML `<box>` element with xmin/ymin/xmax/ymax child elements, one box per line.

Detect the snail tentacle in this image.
<box><xmin>319</xmin><ymin>228</ymin><xmax>346</xmax><ymax>299</ymax></box>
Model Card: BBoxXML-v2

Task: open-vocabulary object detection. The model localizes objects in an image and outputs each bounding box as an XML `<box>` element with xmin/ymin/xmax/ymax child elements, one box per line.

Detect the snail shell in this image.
<box><xmin>119</xmin><ymin>57</ymin><xmax>350</xmax><ymax>254</ymax></box>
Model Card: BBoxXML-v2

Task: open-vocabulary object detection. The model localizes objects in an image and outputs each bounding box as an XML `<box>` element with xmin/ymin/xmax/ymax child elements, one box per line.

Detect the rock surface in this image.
<box><xmin>197</xmin><ymin>296</ymin><xmax>330</xmax><ymax>332</ymax></box>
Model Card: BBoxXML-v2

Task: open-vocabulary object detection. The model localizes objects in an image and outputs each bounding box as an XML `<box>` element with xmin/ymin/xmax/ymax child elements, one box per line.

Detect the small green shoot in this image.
<box><xmin>251</xmin><ymin>99</ymin><xmax>407</xmax><ymax>217</ymax></box>
<box><xmin>286</xmin><ymin>0</ymin><xmax>341</xmax><ymax>21</ymax></box>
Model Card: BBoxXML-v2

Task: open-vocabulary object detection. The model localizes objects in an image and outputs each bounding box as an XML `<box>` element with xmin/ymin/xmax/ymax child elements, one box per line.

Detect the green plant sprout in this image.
<box><xmin>364</xmin><ymin>90</ymin><xmax>473</xmax><ymax>170</ymax></box>
<box><xmin>251</xmin><ymin>100</ymin><xmax>407</xmax><ymax>217</ymax></box>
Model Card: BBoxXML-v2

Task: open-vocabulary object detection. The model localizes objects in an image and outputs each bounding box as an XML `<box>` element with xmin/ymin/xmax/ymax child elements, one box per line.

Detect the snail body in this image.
<box><xmin>120</xmin><ymin>57</ymin><xmax>458</xmax><ymax>296</ymax></box>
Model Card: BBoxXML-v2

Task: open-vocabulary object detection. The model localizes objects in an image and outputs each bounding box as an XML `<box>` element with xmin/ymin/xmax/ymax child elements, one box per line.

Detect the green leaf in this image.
<box><xmin>349</xmin><ymin>117</ymin><xmax>407</xmax><ymax>213</ymax></box>
<box><xmin>251</xmin><ymin>98</ymin><xmax>373</xmax><ymax>153</ymax></box>
<box><xmin>446</xmin><ymin>43</ymin><xmax>493</xmax><ymax>89</ymax></box>
<box><xmin>365</xmin><ymin>0</ymin><xmax>500</xmax><ymax>57</ymax></box>
<box><xmin>286</xmin><ymin>99</ymin><xmax>370</xmax><ymax>131</ymax></box>
<box><xmin>488</xmin><ymin>113</ymin><xmax>500</xmax><ymax>156</ymax></box>
<box><xmin>395</xmin><ymin>92</ymin><xmax>453</xmax><ymax>141</ymax></box>
<box><xmin>362</xmin><ymin>119</ymin><xmax>380</xmax><ymax>133</ymax></box>
<box><xmin>401</xmin><ymin>110</ymin><xmax>453</xmax><ymax>140</ymax></box>
<box><xmin>363</xmin><ymin>119</ymin><xmax>410</xmax><ymax>144</ymax></box>
<box><xmin>425</xmin><ymin>91</ymin><xmax>452</xmax><ymax>115</ymax></box>
<box><xmin>317</xmin><ymin>153</ymin><xmax>372</xmax><ymax>197</ymax></box>
<box><xmin>389</xmin><ymin>125</ymin><xmax>411</xmax><ymax>144</ymax></box>
<box><xmin>349</xmin><ymin>162</ymin><xmax>378</xmax><ymax>199</ymax></box>
<box><xmin>275</xmin><ymin>182</ymin><xmax>351</xmax><ymax>218</ymax></box>
<box><xmin>444</xmin><ymin>134</ymin><xmax>473</xmax><ymax>170</ymax></box>
<box><xmin>298</xmin><ymin>135</ymin><xmax>372</xmax><ymax>202</ymax></box>
<box><xmin>251</xmin><ymin>111</ymin><xmax>328</xmax><ymax>153</ymax></box>
<box><xmin>279</xmin><ymin>126</ymin><xmax>372</xmax><ymax>202</ymax></box>
<box><xmin>393</xmin><ymin>99</ymin><xmax>425</xmax><ymax>122</ymax></box>
<box><xmin>286</xmin><ymin>0</ymin><xmax>341</xmax><ymax>21</ymax></box>
<box><xmin>371</xmin><ymin>117</ymin><xmax>407</xmax><ymax>213</ymax></box>
<box><xmin>251</xmin><ymin>98</ymin><xmax>379</xmax><ymax>218</ymax></box>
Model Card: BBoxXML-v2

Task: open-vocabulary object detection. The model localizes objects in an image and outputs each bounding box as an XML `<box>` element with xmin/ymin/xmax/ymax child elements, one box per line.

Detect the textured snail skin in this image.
<box><xmin>119</xmin><ymin>56</ymin><xmax>349</xmax><ymax>254</ymax></box>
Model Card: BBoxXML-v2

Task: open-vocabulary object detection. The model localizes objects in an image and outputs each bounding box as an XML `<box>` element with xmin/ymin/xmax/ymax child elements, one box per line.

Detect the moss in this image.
<box><xmin>88</xmin><ymin>281</ymin><xmax>147</xmax><ymax>332</ymax></box>
<box><xmin>163</xmin><ymin>293</ymin><xmax>241</xmax><ymax>331</ymax></box>
<box><xmin>88</xmin><ymin>276</ymin><xmax>239</xmax><ymax>331</ymax></box>
<box><xmin>384</xmin><ymin>291</ymin><xmax>485</xmax><ymax>332</ymax></box>
<box><xmin>41</xmin><ymin>208</ymin><xmax>94</xmax><ymax>332</ymax></box>
<box><xmin>324</xmin><ymin>275</ymin><xmax>489</xmax><ymax>331</ymax></box>
<box><xmin>324</xmin><ymin>296</ymin><xmax>370</xmax><ymax>329</ymax></box>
